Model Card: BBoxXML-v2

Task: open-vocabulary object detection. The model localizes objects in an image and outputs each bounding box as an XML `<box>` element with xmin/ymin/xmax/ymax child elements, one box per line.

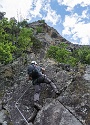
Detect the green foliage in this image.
<box><xmin>0</xmin><ymin>16</ymin><xmax>33</xmax><ymax>64</ymax></box>
<box><xmin>36</xmin><ymin>26</ymin><xmax>43</xmax><ymax>33</ymax></box>
<box><xmin>0</xmin><ymin>12</ymin><xmax>6</xmax><ymax>20</ymax></box>
<box><xmin>0</xmin><ymin>16</ymin><xmax>44</xmax><ymax>64</ymax></box>
<box><xmin>67</xmin><ymin>56</ymin><xmax>77</xmax><ymax>66</ymax></box>
<box><xmin>47</xmin><ymin>43</ymin><xmax>90</xmax><ymax>66</ymax></box>
<box><xmin>31</xmin><ymin>36</ymin><xmax>42</xmax><ymax>53</ymax></box>
<box><xmin>39</xmin><ymin>20</ymin><xmax>45</xmax><ymax>23</ymax></box>
<box><xmin>0</xmin><ymin>42</ymin><xmax>14</xmax><ymax>64</ymax></box>
<box><xmin>58</xmin><ymin>42</ymin><xmax>68</xmax><ymax>48</ymax></box>
<box><xmin>74</xmin><ymin>46</ymin><xmax>90</xmax><ymax>64</ymax></box>
<box><xmin>18</xmin><ymin>19</ymin><xmax>28</xmax><ymax>27</ymax></box>
<box><xmin>17</xmin><ymin>28</ymin><xmax>33</xmax><ymax>54</ymax></box>
<box><xmin>47</xmin><ymin>43</ymin><xmax>72</xmax><ymax>64</ymax></box>
<box><xmin>0</xmin><ymin>18</ymin><xmax>17</xmax><ymax>64</ymax></box>
<box><xmin>56</xmin><ymin>48</ymin><xmax>71</xmax><ymax>63</ymax></box>
<box><xmin>47</xmin><ymin>46</ymin><xmax>58</xmax><ymax>59</ymax></box>
<box><xmin>86</xmin><ymin>54</ymin><xmax>90</xmax><ymax>64</ymax></box>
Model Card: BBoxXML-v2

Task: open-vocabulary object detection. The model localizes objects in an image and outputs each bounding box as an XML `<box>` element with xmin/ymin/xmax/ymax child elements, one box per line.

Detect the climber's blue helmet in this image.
<box><xmin>31</xmin><ymin>61</ymin><xmax>37</xmax><ymax>65</ymax></box>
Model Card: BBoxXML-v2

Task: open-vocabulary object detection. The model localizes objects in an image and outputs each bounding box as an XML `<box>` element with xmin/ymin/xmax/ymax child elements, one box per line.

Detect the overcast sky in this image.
<box><xmin>1</xmin><ymin>0</ymin><xmax>90</xmax><ymax>45</ymax></box>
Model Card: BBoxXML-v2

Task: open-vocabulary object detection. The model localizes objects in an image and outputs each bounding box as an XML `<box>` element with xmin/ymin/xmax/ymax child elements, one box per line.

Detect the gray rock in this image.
<box><xmin>0</xmin><ymin>110</ymin><xmax>7</xmax><ymax>125</ymax></box>
<box><xmin>34</xmin><ymin>100</ymin><xmax>82</xmax><ymax>125</ymax></box>
<box><xmin>83</xmin><ymin>65</ymin><xmax>90</xmax><ymax>81</ymax></box>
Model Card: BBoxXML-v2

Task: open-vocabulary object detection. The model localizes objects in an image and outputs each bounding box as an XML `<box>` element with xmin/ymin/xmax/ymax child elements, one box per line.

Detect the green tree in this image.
<box><xmin>36</xmin><ymin>26</ymin><xmax>43</xmax><ymax>33</ymax></box>
<box><xmin>0</xmin><ymin>12</ymin><xmax>6</xmax><ymax>20</ymax></box>
<box><xmin>0</xmin><ymin>42</ymin><xmax>16</xmax><ymax>64</ymax></box>
<box><xmin>47</xmin><ymin>43</ymin><xmax>71</xmax><ymax>63</ymax></box>
<box><xmin>17</xmin><ymin>27</ymin><xmax>33</xmax><ymax>54</ymax></box>
<box><xmin>86</xmin><ymin>54</ymin><xmax>90</xmax><ymax>64</ymax></box>
<box><xmin>31</xmin><ymin>36</ymin><xmax>42</xmax><ymax>54</ymax></box>
<box><xmin>56</xmin><ymin>48</ymin><xmax>71</xmax><ymax>63</ymax></box>
<box><xmin>75</xmin><ymin>46</ymin><xmax>90</xmax><ymax>64</ymax></box>
<box><xmin>18</xmin><ymin>19</ymin><xmax>28</xmax><ymax>27</ymax></box>
<box><xmin>47</xmin><ymin>43</ymin><xmax>78</xmax><ymax>66</ymax></box>
<box><xmin>67</xmin><ymin>56</ymin><xmax>77</xmax><ymax>66</ymax></box>
<box><xmin>0</xmin><ymin>18</ymin><xmax>16</xmax><ymax>64</ymax></box>
<box><xmin>47</xmin><ymin>46</ymin><xmax>59</xmax><ymax>59</ymax></box>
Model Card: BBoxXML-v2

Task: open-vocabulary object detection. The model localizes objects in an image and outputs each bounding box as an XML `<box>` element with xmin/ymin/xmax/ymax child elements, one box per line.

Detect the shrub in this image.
<box><xmin>31</xmin><ymin>36</ymin><xmax>42</xmax><ymax>53</ymax></box>
<box><xmin>36</xmin><ymin>26</ymin><xmax>43</xmax><ymax>33</ymax></box>
<box><xmin>39</xmin><ymin>20</ymin><xmax>45</xmax><ymax>23</ymax></box>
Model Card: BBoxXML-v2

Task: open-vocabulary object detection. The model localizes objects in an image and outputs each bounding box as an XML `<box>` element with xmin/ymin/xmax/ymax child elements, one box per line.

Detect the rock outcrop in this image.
<box><xmin>0</xmin><ymin>21</ymin><xmax>90</xmax><ymax>125</ymax></box>
<box><xmin>34</xmin><ymin>100</ymin><xmax>82</xmax><ymax>125</ymax></box>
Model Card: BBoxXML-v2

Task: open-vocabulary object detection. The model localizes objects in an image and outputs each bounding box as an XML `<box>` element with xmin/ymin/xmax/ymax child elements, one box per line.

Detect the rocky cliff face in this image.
<box><xmin>28</xmin><ymin>20</ymin><xmax>79</xmax><ymax>56</ymax></box>
<box><xmin>0</xmin><ymin>21</ymin><xmax>90</xmax><ymax>125</ymax></box>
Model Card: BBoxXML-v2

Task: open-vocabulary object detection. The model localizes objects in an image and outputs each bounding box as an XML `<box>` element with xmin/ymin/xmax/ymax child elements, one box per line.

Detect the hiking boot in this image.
<box><xmin>28</xmin><ymin>108</ymin><xmax>38</xmax><ymax>123</ymax></box>
<box><xmin>34</xmin><ymin>101</ymin><xmax>42</xmax><ymax>110</ymax></box>
<box><xmin>55</xmin><ymin>90</ymin><xmax>60</xmax><ymax>96</ymax></box>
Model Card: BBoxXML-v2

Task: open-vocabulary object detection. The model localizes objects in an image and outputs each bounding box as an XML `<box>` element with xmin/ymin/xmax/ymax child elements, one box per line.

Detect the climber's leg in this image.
<box><xmin>43</xmin><ymin>76</ymin><xmax>60</xmax><ymax>95</ymax></box>
<box><xmin>33</xmin><ymin>84</ymin><xmax>42</xmax><ymax>110</ymax></box>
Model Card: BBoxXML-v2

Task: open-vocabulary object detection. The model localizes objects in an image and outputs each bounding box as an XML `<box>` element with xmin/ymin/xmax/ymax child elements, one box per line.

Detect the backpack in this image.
<box><xmin>28</xmin><ymin>64</ymin><xmax>41</xmax><ymax>79</ymax></box>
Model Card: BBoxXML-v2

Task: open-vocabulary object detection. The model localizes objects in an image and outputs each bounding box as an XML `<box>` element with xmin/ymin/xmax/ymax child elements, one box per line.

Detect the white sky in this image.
<box><xmin>1</xmin><ymin>0</ymin><xmax>90</xmax><ymax>45</ymax></box>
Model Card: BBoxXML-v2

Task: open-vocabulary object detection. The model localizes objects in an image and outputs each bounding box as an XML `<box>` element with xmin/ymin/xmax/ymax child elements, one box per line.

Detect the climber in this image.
<box><xmin>27</xmin><ymin>61</ymin><xmax>60</xmax><ymax>110</ymax></box>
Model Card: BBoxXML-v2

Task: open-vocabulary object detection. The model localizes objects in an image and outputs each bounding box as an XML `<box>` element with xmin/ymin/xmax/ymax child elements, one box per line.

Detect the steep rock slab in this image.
<box><xmin>58</xmin><ymin>76</ymin><xmax>90</xmax><ymax>125</ymax></box>
<box><xmin>34</xmin><ymin>100</ymin><xmax>82</xmax><ymax>125</ymax></box>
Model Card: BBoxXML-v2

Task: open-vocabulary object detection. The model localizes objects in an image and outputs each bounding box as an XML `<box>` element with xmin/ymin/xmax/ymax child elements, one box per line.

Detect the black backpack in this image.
<box><xmin>28</xmin><ymin>64</ymin><xmax>41</xmax><ymax>79</ymax></box>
